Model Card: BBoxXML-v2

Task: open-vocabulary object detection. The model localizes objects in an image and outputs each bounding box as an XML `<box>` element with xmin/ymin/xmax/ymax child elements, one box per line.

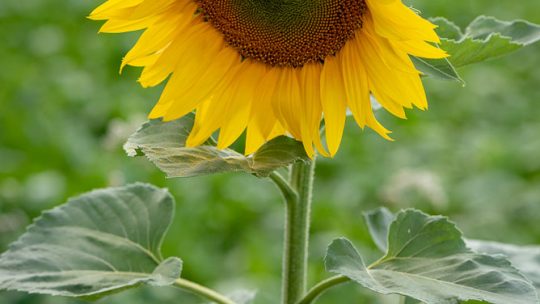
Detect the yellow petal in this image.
<box><xmin>152</xmin><ymin>46</ymin><xmax>239</xmax><ymax>120</ymax></box>
<box><xmin>185</xmin><ymin>63</ymin><xmax>244</xmax><ymax>147</ymax></box>
<box><xmin>272</xmin><ymin>68</ymin><xmax>302</xmax><ymax>140</ymax></box>
<box><xmin>366</xmin><ymin>1</ymin><xmax>440</xmax><ymax>43</ymax></box>
<box><xmin>320</xmin><ymin>55</ymin><xmax>347</xmax><ymax>157</ymax></box>
<box><xmin>89</xmin><ymin>0</ymin><xmax>144</xmax><ymax>20</ymax></box>
<box><xmin>217</xmin><ymin>61</ymin><xmax>266</xmax><ymax>149</ymax></box>
<box><xmin>299</xmin><ymin>63</ymin><xmax>328</xmax><ymax>158</ymax></box>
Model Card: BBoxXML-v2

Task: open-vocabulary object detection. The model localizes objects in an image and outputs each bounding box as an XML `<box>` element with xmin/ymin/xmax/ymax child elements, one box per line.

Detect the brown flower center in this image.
<box><xmin>196</xmin><ymin>0</ymin><xmax>367</xmax><ymax>67</ymax></box>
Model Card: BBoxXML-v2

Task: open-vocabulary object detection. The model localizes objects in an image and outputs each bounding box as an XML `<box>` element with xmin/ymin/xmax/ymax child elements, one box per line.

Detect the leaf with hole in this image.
<box><xmin>0</xmin><ymin>183</ymin><xmax>182</xmax><ymax>298</ymax></box>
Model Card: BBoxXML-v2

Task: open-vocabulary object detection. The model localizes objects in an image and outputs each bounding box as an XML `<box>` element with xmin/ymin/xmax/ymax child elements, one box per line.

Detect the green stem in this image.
<box><xmin>173</xmin><ymin>278</ymin><xmax>236</xmax><ymax>304</ymax></box>
<box><xmin>269</xmin><ymin>172</ymin><xmax>298</xmax><ymax>203</ymax></box>
<box><xmin>297</xmin><ymin>275</ymin><xmax>350</xmax><ymax>304</ymax></box>
<box><xmin>281</xmin><ymin>160</ymin><xmax>316</xmax><ymax>304</ymax></box>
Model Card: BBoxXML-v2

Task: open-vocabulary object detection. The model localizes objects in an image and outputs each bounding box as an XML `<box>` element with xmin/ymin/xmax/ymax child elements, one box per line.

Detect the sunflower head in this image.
<box><xmin>198</xmin><ymin>0</ymin><xmax>367</xmax><ymax>67</ymax></box>
<box><xmin>90</xmin><ymin>0</ymin><xmax>447</xmax><ymax>158</ymax></box>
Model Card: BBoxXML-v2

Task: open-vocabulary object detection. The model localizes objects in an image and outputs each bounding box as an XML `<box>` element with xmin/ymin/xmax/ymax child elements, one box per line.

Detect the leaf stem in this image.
<box><xmin>269</xmin><ymin>172</ymin><xmax>298</xmax><ymax>203</ymax></box>
<box><xmin>296</xmin><ymin>275</ymin><xmax>350</xmax><ymax>304</ymax></box>
<box><xmin>282</xmin><ymin>160</ymin><xmax>316</xmax><ymax>304</ymax></box>
<box><xmin>173</xmin><ymin>278</ymin><xmax>237</xmax><ymax>304</ymax></box>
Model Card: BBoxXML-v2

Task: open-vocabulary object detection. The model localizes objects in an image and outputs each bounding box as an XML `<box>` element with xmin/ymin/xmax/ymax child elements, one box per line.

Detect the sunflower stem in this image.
<box><xmin>281</xmin><ymin>159</ymin><xmax>315</xmax><ymax>304</ymax></box>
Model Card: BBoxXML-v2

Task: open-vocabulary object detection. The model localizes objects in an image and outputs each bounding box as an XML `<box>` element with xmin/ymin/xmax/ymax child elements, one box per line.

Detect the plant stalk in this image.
<box><xmin>173</xmin><ymin>278</ymin><xmax>236</xmax><ymax>304</ymax></box>
<box><xmin>269</xmin><ymin>172</ymin><xmax>298</xmax><ymax>203</ymax></box>
<box><xmin>281</xmin><ymin>160</ymin><xmax>316</xmax><ymax>304</ymax></box>
<box><xmin>297</xmin><ymin>275</ymin><xmax>350</xmax><ymax>304</ymax></box>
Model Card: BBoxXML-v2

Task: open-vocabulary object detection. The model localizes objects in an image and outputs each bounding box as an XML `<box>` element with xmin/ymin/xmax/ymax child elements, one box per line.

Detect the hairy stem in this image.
<box><xmin>269</xmin><ymin>171</ymin><xmax>298</xmax><ymax>203</ymax></box>
<box><xmin>173</xmin><ymin>278</ymin><xmax>236</xmax><ymax>304</ymax></box>
<box><xmin>281</xmin><ymin>160</ymin><xmax>316</xmax><ymax>304</ymax></box>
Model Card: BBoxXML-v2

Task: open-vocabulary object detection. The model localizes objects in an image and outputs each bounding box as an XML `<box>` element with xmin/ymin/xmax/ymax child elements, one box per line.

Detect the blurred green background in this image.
<box><xmin>0</xmin><ymin>0</ymin><xmax>539</xmax><ymax>303</ymax></box>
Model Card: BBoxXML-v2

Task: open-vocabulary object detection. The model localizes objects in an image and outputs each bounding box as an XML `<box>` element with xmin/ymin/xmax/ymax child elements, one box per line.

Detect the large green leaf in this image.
<box><xmin>0</xmin><ymin>183</ymin><xmax>182</xmax><ymax>298</ymax></box>
<box><xmin>416</xmin><ymin>16</ymin><xmax>540</xmax><ymax>83</ymax></box>
<box><xmin>124</xmin><ymin>115</ymin><xmax>309</xmax><ymax>178</ymax></box>
<box><xmin>364</xmin><ymin>208</ymin><xmax>540</xmax><ymax>294</ymax></box>
<box><xmin>326</xmin><ymin>209</ymin><xmax>538</xmax><ymax>304</ymax></box>
<box><xmin>468</xmin><ymin>240</ymin><xmax>540</xmax><ymax>291</ymax></box>
<box><xmin>434</xmin><ymin>16</ymin><xmax>540</xmax><ymax>68</ymax></box>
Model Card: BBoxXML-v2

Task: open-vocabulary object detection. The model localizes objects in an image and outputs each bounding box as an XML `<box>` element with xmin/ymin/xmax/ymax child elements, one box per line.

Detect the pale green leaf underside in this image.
<box><xmin>326</xmin><ymin>210</ymin><xmax>538</xmax><ymax>304</ymax></box>
<box><xmin>0</xmin><ymin>183</ymin><xmax>182</xmax><ymax>298</ymax></box>
<box><xmin>124</xmin><ymin>114</ymin><xmax>309</xmax><ymax>178</ymax></box>
<box><xmin>468</xmin><ymin>240</ymin><xmax>540</xmax><ymax>291</ymax></box>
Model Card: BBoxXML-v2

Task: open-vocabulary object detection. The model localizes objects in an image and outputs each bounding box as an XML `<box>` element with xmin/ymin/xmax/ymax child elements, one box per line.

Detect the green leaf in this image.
<box><xmin>364</xmin><ymin>208</ymin><xmax>540</xmax><ymax>296</ymax></box>
<box><xmin>441</xmin><ymin>34</ymin><xmax>522</xmax><ymax>68</ymax></box>
<box><xmin>124</xmin><ymin>114</ymin><xmax>309</xmax><ymax>178</ymax></box>
<box><xmin>326</xmin><ymin>209</ymin><xmax>538</xmax><ymax>304</ymax></box>
<box><xmin>468</xmin><ymin>240</ymin><xmax>540</xmax><ymax>291</ymax></box>
<box><xmin>411</xmin><ymin>17</ymin><xmax>463</xmax><ymax>83</ymax></box>
<box><xmin>431</xmin><ymin>17</ymin><xmax>464</xmax><ymax>40</ymax></box>
<box><xmin>466</xmin><ymin>16</ymin><xmax>540</xmax><ymax>45</ymax></box>
<box><xmin>412</xmin><ymin>57</ymin><xmax>463</xmax><ymax>83</ymax></box>
<box><xmin>417</xmin><ymin>16</ymin><xmax>540</xmax><ymax>82</ymax></box>
<box><xmin>435</xmin><ymin>16</ymin><xmax>540</xmax><ymax>68</ymax></box>
<box><xmin>0</xmin><ymin>183</ymin><xmax>182</xmax><ymax>298</ymax></box>
<box><xmin>362</xmin><ymin>207</ymin><xmax>394</xmax><ymax>253</ymax></box>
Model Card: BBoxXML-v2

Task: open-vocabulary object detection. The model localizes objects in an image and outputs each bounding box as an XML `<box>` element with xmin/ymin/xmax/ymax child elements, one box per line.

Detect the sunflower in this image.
<box><xmin>89</xmin><ymin>0</ymin><xmax>447</xmax><ymax>157</ymax></box>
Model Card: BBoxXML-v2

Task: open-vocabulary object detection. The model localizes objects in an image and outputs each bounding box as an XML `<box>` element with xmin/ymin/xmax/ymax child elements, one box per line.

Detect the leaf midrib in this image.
<box><xmin>5</xmin><ymin>269</ymin><xmax>152</xmax><ymax>278</ymax></box>
<box><xmin>365</xmin><ymin>265</ymin><xmax>528</xmax><ymax>303</ymax></box>
<box><xmin>52</xmin><ymin>226</ymin><xmax>161</xmax><ymax>264</ymax></box>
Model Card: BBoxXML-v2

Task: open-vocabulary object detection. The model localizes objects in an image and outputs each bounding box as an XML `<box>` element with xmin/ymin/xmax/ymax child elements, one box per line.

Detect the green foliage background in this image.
<box><xmin>0</xmin><ymin>0</ymin><xmax>539</xmax><ymax>303</ymax></box>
